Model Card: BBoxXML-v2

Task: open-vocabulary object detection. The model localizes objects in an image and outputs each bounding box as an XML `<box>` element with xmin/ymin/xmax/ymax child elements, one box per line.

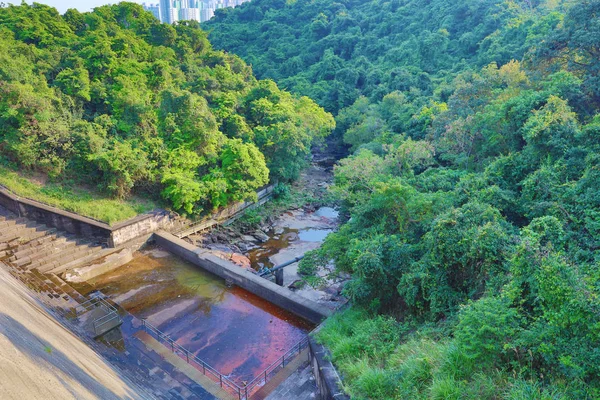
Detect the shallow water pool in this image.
<box><xmin>82</xmin><ymin>247</ymin><xmax>313</xmax><ymax>384</ymax></box>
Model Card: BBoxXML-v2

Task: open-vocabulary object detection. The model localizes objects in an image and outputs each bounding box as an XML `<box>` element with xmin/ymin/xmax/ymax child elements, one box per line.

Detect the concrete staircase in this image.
<box><xmin>0</xmin><ymin>206</ymin><xmax>217</xmax><ymax>399</ymax></box>
<box><xmin>0</xmin><ymin>206</ymin><xmax>104</xmax><ymax>274</ymax></box>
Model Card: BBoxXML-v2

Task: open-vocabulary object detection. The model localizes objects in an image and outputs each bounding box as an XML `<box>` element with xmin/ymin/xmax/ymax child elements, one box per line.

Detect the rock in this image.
<box><xmin>288</xmin><ymin>279</ymin><xmax>304</xmax><ymax>290</ymax></box>
<box><xmin>225</xmin><ymin>227</ymin><xmax>240</xmax><ymax>238</ymax></box>
<box><xmin>273</xmin><ymin>227</ymin><xmax>285</xmax><ymax>235</ymax></box>
<box><xmin>253</xmin><ymin>230</ymin><xmax>270</xmax><ymax>242</ymax></box>
<box><xmin>236</xmin><ymin>242</ymin><xmax>249</xmax><ymax>252</ymax></box>
<box><xmin>211</xmin><ymin>250</ymin><xmax>253</xmax><ymax>270</ymax></box>
<box><xmin>215</xmin><ymin>232</ymin><xmax>229</xmax><ymax>242</ymax></box>
<box><xmin>242</xmin><ymin>235</ymin><xmax>258</xmax><ymax>243</ymax></box>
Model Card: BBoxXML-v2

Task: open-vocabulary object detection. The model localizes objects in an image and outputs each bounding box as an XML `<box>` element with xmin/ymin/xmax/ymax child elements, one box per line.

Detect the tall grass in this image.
<box><xmin>0</xmin><ymin>166</ymin><xmax>158</xmax><ymax>225</ymax></box>
<box><xmin>316</xmin><ymin>309</ymin><xmax>572</xmax><ymax>400</ymax></box>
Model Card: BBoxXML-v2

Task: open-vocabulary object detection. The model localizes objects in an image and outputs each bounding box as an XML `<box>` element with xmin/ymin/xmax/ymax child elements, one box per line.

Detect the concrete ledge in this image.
<box><xmin>309</xmin><ymin>337</ymin><xmax>349</xmax><ymax>400</ymax></box>
<box><xmin>0</xmin><ymin>186</ymin><xmax>179</xmax><ymax>248</ymax></box>
<box><xmin>0</xmin><ymin>186</ymin><xmax>112</xmax><ymax>240</ymax></box>
<box><xmin>153</xmin><ymin>230</ymin><xmax>331</xmax><ymax>324</ymax></box>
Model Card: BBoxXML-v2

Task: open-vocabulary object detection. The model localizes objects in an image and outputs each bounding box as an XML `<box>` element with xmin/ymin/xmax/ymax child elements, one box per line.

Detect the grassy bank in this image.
<box><xmin>317</xmin><ymin>309</ymin><xmax>574</xmax><ymax>400</ymax></box>
<box><xmin>0</xmin><ymin>166</ymin><xmax>158</xmax><ymax>225</ymax></box>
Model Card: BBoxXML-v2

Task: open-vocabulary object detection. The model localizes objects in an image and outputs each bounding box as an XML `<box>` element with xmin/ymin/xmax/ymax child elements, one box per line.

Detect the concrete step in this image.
<box><xmin>3</xmin><ymin>225</ymin><xmax>53</xmax><ymax>248</ymax></box>
<box><xmin>9</xmin><ymin>231</ymin><xmax>64</xmax><ymax>260</ymax></box>
<box><xmin>0</xmin><ymin>217</ymin><xmax>27</xmax><ymax>230</ymax></box>
<box><xmin>46</xmin><ymin>273</ymin><xmax>88</xmax><ymax>305</ymax></box>
<box><xmin>30</xmin><ymin>270</ymin><xmax>79</xmax><ymax>309</ymax></box>
<box><xmin>27</xmin><ymin>242</ymin><xmax>88</xmax><ymax>270</ymax></box>
<box><xmin>0</xmin><ymin>217</ymin><xmax>33</xmax><ymax>232</ymax></box>
<box><xmin>34</xmin><ymin>245</ymin><xmax>100</xmax><ymax>273</ymax></box>
<box><xmin>13</xmin><ymin>240</ymin><xmax>78</xmax><ymax>268</ymax></box>
<box><xmin>50</xmin><ymin>246</ymin><xmax>114</xmax><ymax>275</ymax></box>
<box><xmin>21</xmin><ymin>272</ymin><xmax>63</xmax><ymax>307</ymax></box>
<box><xmin>0</xmin><ymin>221</ymin><xmax>43</xmax><ymax>242</ymax></box>
<box><xmin>27</xmin><ymin>270</ymin><xmax>76</xmax><ymax>312</ymax></box>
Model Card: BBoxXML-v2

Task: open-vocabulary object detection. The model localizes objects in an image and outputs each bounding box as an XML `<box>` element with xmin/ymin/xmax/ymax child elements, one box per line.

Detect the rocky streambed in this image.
<box><xmin>184</xmin><ymin>165</ymin><xmax>349</xmax><ymax>311</ymax></box>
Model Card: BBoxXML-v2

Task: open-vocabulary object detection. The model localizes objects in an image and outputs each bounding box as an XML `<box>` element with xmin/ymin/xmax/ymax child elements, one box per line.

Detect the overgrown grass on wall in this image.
<box><xmin>0</xmin><ymin>166</ymin><xmax>157</xmax><ymax>225</ymax></box>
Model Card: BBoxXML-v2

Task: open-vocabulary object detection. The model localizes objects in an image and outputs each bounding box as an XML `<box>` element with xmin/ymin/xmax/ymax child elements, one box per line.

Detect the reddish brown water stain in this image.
<box><xmin>83</xmin><ymin>246</ymin><xmax>313</xmax><ymax>384</ymax></box>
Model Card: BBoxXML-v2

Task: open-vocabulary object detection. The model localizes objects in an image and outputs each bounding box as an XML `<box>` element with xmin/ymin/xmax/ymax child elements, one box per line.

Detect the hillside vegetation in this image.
<box><xmin>0</xmin><ymin>3</ymin><xmax>334</xmax><ymax>222</ymax></box>
<box><xmin>207</xmin><ymin>0</ymin><xmax>600</xmax><ymax>398</ymax></box>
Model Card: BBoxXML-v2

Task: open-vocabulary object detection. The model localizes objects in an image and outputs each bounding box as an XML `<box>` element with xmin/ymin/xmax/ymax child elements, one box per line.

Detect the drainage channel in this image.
<box><xmin>69</xmin><ymin>246</ymin><xmax>315</xmax><ymax>398</ymax></box>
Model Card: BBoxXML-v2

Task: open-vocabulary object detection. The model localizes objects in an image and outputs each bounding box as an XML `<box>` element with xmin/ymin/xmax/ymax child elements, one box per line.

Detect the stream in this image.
<box><xmin>188</xmin><ymin>163</ymin><xmax>349</xmax><ymax>310</ymax></box>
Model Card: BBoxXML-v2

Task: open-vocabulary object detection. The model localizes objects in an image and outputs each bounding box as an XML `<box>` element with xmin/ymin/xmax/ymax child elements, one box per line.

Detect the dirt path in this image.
<box><xmin>0</xmin><ymin>267</ymin><xmax>144</xmax><ymax>400</ymax></box>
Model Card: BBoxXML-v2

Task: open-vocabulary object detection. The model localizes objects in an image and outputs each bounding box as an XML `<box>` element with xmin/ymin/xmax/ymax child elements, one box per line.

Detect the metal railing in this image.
<box><xmin>92</xmin><ymin>310</ymin><xmax>121</xmax><ymax>336</ymax></box>
<box><xmin>75</xmin><ymin>294</ymin><xmax>118</xmax><ymax>315</ymax></box>
<box><xmin>244</xmin><ymin>336</ymin><xmax>310</xmax><ymax>395</ymax></box>
<box><xmin>141</xmin><ymin>318</ymin><xmax>310</xmax><ymax>399</ymax></box>
<box><xmin>141</xmin><ymin>319</ymin><xmax>246</xmax><ymax>399</ymax></box>
<box><xmin>75</xmin><ymin>294</ymin><xmax>122</xmax><ymax>336</ymax></box>
<box><xmin>3</xmin><ymin>261</ymin><xmax>313</xmax><ymax>399</ymax></box>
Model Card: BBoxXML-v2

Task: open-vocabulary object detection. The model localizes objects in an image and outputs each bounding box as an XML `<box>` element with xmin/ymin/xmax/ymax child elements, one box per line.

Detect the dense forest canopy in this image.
<box><xmin>207</xmin><ymin>0</ymin><xmax>600</xmax><ymax>398</ymax></box>
<box><xmin>0</xmin><ymin>2</ymin><xmax>334</xmax><ymax>216</ymax></box>
<box><xmin>205</xmin><ymin>0</ymin><xmax>564</xmax><ymax>116</ymax></box>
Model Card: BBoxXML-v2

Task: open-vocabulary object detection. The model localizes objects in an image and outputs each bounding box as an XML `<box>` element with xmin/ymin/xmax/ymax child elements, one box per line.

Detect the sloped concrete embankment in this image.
<box><xmin>0</xmin><ymin>266</ymin><xmax>145</xmax><ymax>400</ymax></box>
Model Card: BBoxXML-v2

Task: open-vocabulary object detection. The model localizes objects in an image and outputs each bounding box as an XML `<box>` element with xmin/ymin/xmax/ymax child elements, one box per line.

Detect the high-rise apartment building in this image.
<box><xmin>144</xmin><ymin>0</ymin><xmax>251</xmax><ymax>24</ymax></box>
<box><xmin>143</xmin><ymin>3</ymin><xmax>161</xmax><ymax>20</ymax></box>
<box><xmin>155</xmin><ymin>0</ymin><xmax>178</xmax><ymax>24</ymax></box>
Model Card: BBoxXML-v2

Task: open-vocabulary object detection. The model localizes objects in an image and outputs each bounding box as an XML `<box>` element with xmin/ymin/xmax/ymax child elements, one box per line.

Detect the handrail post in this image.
<box><xmin>220</xmin><ymin>374</ymin><xmax>223</xmax><ymax>387</ymax></box>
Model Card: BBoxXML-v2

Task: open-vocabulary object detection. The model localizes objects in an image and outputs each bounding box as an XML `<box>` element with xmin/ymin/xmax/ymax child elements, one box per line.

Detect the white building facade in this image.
<box><xmin>145</xmin><ymin>0</ymin><xmax>250</xmax><ymax>24</ymax></box>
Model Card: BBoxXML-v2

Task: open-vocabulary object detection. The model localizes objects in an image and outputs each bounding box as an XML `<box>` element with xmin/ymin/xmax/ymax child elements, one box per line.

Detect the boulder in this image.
<box><xmin>253</xmin><ymin>230</ymin><xmax>270</xmax><ymax>242</ymax></box>
<box><xmin>242</xmin><ymin>235</ymin><xmax>258</xmax><ymax>243</ymax></box>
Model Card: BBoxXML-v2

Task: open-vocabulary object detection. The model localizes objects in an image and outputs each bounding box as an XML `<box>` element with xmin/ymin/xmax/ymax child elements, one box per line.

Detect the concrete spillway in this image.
<box><xmin>76</xmin><ymin>246</ymin><xmax>314</xmax><ymax>385</ymax></box>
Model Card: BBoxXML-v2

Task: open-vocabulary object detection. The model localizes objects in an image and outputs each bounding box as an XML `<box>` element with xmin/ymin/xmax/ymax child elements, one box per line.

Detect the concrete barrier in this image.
<box><xmin>309</xmin><ymin>337</ymin><xmax>349</xmax><ymax>400</ymax></box>
<box><xmin>0</xmin><ymin>186</ymin><xmax>180</xmax><ymax>247</ymax></box>
<box><xmin>0</xmin><ymin>186</ymin><xmax>113</xmax><ymax>241</ymax></box>
<box><xmin>153</xmin><ymin>230</ymin><xmax>331</xmax><ymax>324</ymax></box>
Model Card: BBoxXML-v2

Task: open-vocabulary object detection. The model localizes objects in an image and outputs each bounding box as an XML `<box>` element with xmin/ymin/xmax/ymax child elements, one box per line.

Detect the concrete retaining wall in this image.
<box><xmin>309</xmin><ymin>338</ymin><xmax>349</xmax><ymax>400</ymax></box>
<box><xmin>0</xmin><ymin>186</ymin><xmax>113</xmax><ymax>242</ymax></box>
<box><xmin>153</xmin><ymin>230</ymin><xmax>331</xmax><ymax>324</ymax></box>
<box><xmin>109</xmin><ymin>211</ymin><xmax>180</xmax><ymax>247</ymax></box>
<box><xmin>0</xmin><ymin>186</ymin><xmax>179</xmax><ymax>248</ymax></box>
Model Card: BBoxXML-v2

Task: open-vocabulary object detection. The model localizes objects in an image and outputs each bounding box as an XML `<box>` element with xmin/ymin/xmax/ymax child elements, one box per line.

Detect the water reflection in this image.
<box><xmin>83</xmin><ymin>247</ymin><xmax>313</xmax><ymax>384</ymax></box>
<box><xmin>247</xmin><ymin>206</ymin><xmax>338</xmax><ymax>271</ymax></box>
<box><xmin>298</xmin><ymin>228</ymin><xmax>333</xmax><ymax>242</ymax></box>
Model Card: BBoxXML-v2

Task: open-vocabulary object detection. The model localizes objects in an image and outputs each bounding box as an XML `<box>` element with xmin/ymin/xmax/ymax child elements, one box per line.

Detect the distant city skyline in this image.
<box><xmin>8</xmin><ymin>1</ymin><xmax>146</xmax><ymax>14</ymax></box>
<box><xmin>8</xmin><ymin>0</ymin><xmax>248</xmax><ymax>23</ymax></box>
<box><xmin>151</xmin><ymin>0</ymin><xmax>249</xmax><ymax>24</ymax></box>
